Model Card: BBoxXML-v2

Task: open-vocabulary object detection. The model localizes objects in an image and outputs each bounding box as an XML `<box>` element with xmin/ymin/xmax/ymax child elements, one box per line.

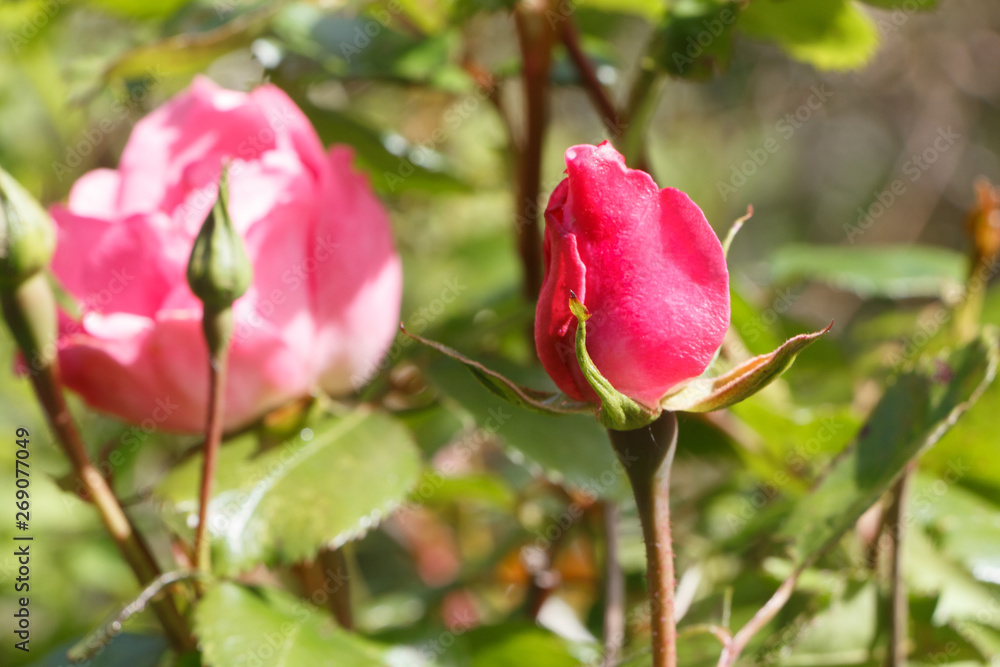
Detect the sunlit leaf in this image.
<box><xmin>102</xmin><ymin>11</ymin><xmax>272</xmax><ymax>82</ymax></box>
<box><xmin>156</xmin><ymin>409</ymin><xmax>421</xmax><ymax>575</ymax></box>
<box><xmin>297</xmin><ymin>98</ymin><xmax>470</xmax><ymax>195</ymax></box>
<box><xmin>738</xmin><ymin>0</ymin><xmax>879</xmax><ymax>71</ymax></box>
<box><xmin>778</xmin><ymin>331</ymin><xmax>999</xmax><ymax>568</ymax></box>
<box><xmin>770</xmin><ymin>244</ymin><xmax>967</xmax><ymax>300</ymax></box>
<box><xmin>443</xmin><ymin>623</ymin><xmax>584</xmax><ymax>666</ymax></box>
<box><xmin>195</xmin><ymin>582</ymin><xmax>385</xmax><ymax>667</ymax></box>
<box><xmin>859</xmin><ymin>0</ymin><xmax>937</xmax><ymax>9</ymax></box>
<box><xmin>84</xmin><ymin>0</ymin><xmax>194</xmax><ymax>19</ymax></box>
<box><xmin>426</xmin><ymin>356</ymin><xmax>630</xmax><ymax>500</ymax></box>
<box><xmin>905</xmin><ymin>528</ymin><xmax>1000</xmax><ymax>631</ymax></box>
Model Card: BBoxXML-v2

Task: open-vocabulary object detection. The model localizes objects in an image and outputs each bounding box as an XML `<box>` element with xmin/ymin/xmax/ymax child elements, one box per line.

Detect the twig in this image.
<box><xmin>603</xmin><ymin>501</ymin><xmax>626</xmax><ymax>667</ymax></box>
<box><xmin>68</xmin><ymin>570</ymin><xmax>208</xmax><ymax>663</ymax></box>
<box><xmin>513</xmin><ymin>2</ymin><xmax>558</xmax><ymax>302</ymax></box>
<box><xmin>560</xmin><ymin>19</ymin><xmax>624</xmax><ymax>137</ymax></box>
<box><xmin>678</xmin><ymin>624</ymin><xmax>732</xmax><ymax>647</ymax></box>
<box><xmin>882</xmin><ymin>463</ymin><xmax>914</xmax><ymax>667</ymax></box>
<box><xmin>716</xmin><ymin>568</ymin><xmax>802</xmax><ymax>667</ymax></box>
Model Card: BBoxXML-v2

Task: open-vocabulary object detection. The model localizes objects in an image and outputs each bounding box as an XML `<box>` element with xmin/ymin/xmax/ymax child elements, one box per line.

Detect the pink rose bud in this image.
<box><xmin>535</xmin><ymin>142</ymin><xmax>730</xmax><ymax>409</ymax></box>
<box><xmin>51</xmin><ymin>77</ymin><xmax>402</xmax><ymax>433</ymax></box>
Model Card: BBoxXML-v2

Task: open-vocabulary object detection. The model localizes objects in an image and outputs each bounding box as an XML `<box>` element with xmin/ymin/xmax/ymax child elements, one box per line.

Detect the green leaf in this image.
<box><xmin>29</xmin><ymin>634</ymin><xmax>167</xmax><ymax>667</ymax></box>
<box><xmin>650</xmin><ymin>0</ymin><xmax>742</xmax><ymax>80</ymax></box>
<box><xmin>84</xmin><ymin>0</ymin><xmax>193</xmax><ymax>19</ymax></box>
<box><xmin>155</xmin><ymin>409</ymin><xmax>421</xmax><ymax>575</ymax></box>
<box><xmin>426</xmin><ymin>356</ymin><xmax>630</xmax><ymax>500</ymax></box>
<box><xmin>778</xmin><ymin>331</ymin><xmax>999</xmax><ymax>568</ymax></box>
<box><xmin>449</xmin><ymin>0</ymin><xmax>517</xmax><ymax>22</ymax></box>
<box><xmin>584</xmin><ymin>0</ymin><xmax>666</xmax><ymax>20</ymax></box>
<box><xmin>102</xmin><ymin>11</ymin><xmax>272</xmax><ymax>82</ymax></box>
<box><xmin>393</xmin><ymin>0</ymin><xmax>453</xmax><ymax>34</ymax></box>
<box><xmin>785</xmin><ymin>582</ymin><xmax>878</xmax><ymax>662</ymax></box>
<box><xmin>403</xmin><ymin>326</ymin><xmax>592</xmax><ymax>416</ymax></box>
<box><xmin>907</xmin><ymin>474</ymin><xmax>1000</xmax><ymax>584</ymax></box>
<box><xmin>921</xmin><ymin>370</ymin><xmax>1000</xmax><ymax>494</ymax></box>
<box><xmin>295</xmin><ymin>98</ymin><xmax>470</xmax><ymax>195</ymax></box>
<box><xmin>738</xmin><ymin>0</ymin><xmax>880</xmax><ymax>71</ymax></box>
<box><xmin>770</xmin><ymin>243</ymin><xmax>968</xmax><ymax>300</ymax></box>
<box><xmin>273</xmin><ymin>6</ymin><xmax>467</xmax><ymax>88</ymax></box>
<box><xmin>859</xmin><ymin>0</ymin><xmax>937</xmax><ymax>9</ymax></box>
<box><xmin>905</xmin><ymin>528</ymin><xmax>1000</xmax><ymax>631</ymax></box>
<box><xmin>661</xmin><ymin>325</ymin><xmax>831</xmax><ymax>413</ymax></box>
<box><xmin>729</xmin><ymin>289</ymin><xmax>784</xmax><ymax>357</ymax></box>
<box><xmin>195</xmin><ymin>582</ymin><xmax>385</xmax><ymax>667</ymax></box>
<box><xmin>445</xmin><ymin>623</ymin><xmax>583</xmax><ymax>666</ymax></box>
<box><xmin>415</xmin><ymin>471</ymin><xmax>516</xmax><ymax>510</ymax></box>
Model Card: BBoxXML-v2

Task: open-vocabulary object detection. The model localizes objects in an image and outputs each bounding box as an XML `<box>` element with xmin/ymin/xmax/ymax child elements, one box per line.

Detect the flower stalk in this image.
<box><xmin>607</xmin><ymin>412</ymin><xmax>679</xmax><ymax>667</ymax></box>
<box><xmin>0</xmin><ymin>167</ymin><xmax>194</xmax><ymax>651</ymax></box>
<box><xmin>187</xmin><ymin>165</ymin><xmax>252</xmax><ymax>577</ymax></box>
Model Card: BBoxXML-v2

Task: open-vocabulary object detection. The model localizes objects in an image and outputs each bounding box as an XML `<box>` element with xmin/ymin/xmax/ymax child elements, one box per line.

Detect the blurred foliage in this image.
<box><xmin>2</xmin><ymin>0</ymin><xmax>1000</xmax><ymax>666</ymax></box>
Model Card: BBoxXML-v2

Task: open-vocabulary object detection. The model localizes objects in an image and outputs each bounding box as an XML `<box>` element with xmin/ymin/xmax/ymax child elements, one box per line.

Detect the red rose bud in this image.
<box><xmin>535</xmin><ymin>142</ymin><xmax>730</xmax><ymax>410</ymax></box>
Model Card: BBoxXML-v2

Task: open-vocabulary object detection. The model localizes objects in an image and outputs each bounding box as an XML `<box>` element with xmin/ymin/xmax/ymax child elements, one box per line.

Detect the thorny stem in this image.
<box><xmin>2</xmin><ymin>277</ymin><xmax>194</xmax><ymax>652</ymax></box>
<box><xmin>607</xmin><ymin>412</ymin><xmax>679</xmax><ymax>667</ymax></box>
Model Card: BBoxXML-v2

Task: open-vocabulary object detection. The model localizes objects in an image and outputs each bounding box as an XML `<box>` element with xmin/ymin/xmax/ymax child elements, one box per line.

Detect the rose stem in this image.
<box><xmin>885</xmin><ymin>462</ymin><xmax>915</xmax><ymax>667</ymax></box>
<box><xmin>194</xmin><ymin>309</ymin><xmax>232</xmax><ymax>579</ymax></box>
<box><xmin>1</xmin><ymin>277</ymin><xmax>194</xmax><ymax>651</ymax></box>
<box><xmin>602</xmin><ymin>500</ymin><xmax>626</xmax><ymax>667</ymax></box>
<box><xmin>513</xmin><ymin>1</ymin><xmax>558</xmax><ymax>303</ymax></box>
<box><xmin>607</xmin><ymin>412</ymin><xmax>679</xmax><ymax>667</ymax></box>
<box><xmin>560</xmin><ymin>18</ymin><xmax>625</xmax><ymax>139</ymax></box>
<box><xmin>881</xmin><ymin>461</ymin><xmax>914</xmax><ymax>666</ymax></box>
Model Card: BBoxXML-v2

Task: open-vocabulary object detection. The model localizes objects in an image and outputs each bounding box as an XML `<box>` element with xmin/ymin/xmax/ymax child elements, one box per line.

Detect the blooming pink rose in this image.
<box><xmin>51</xmin><ymin>76</ymin><xmax>402</xmax><ymax>433</ymax></box>
<box><xmin>534</xmin><ymin>142</ymin><xmax>730</xmax><ymax>408</ymax></box>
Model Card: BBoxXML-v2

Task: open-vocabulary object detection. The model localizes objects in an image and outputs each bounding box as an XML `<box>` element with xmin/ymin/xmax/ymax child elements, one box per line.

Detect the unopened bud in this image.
<box><xmin>0</xmin><ymin>166</ymin><xmax>55</xmax><ymax>288</ymax></box>
<box><xmin>187</xmin><ymin>165</ymin><xmax>253</xmax><ymax>313</ymax></box>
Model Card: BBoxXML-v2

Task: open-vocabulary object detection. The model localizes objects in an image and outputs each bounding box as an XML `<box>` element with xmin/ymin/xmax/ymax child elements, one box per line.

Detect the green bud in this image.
<box><xmin>0</xmin><ymin>166</ymin><xmax>56</xmax><ymax>288</ymax></box>
<box><xmin>568</xmin><ymin>293</ymin><xmax>660</xmax><ymax>431</ymax></box>
<box><xmin>187</xmin><ymin>165</ymin><xmax>253</xmax><ymax>313</ymax></box>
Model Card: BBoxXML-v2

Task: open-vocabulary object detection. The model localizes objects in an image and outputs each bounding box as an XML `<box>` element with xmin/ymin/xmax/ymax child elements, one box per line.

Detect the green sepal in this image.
<box><xmin>401</xmin><ymin>326</ymin><xmax>592</xmax><ymax>416</ymax></box>
<box><xmin>187</xmin><ymin>164</ymin><xmax>253</xmax><ymax>314</ymax></box>
<box><xmin>661</xmin><ymin>323</ymin><xmax>831</xmax><ymax>413</ymax></box>
<box><xmin>568</xmin><ymin>293</ymin><xmax>660</xmax><ymax>431</ymax></box>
